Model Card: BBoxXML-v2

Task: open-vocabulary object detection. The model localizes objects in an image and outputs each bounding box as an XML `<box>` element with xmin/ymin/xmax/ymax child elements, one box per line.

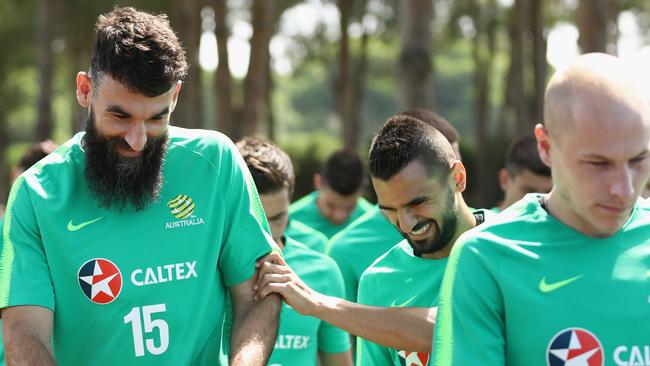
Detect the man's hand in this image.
<box><xmin>254</xmin><ymin>251</ymin><xmax>326</xmax><ymax>316</ymax></box>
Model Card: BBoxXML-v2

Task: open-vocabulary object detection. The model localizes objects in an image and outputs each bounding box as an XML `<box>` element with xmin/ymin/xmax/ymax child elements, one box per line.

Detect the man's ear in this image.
<box><xmin>498</xmin><ymin>168</ymin><xmax>510</xmax><ymax>191</ymax></box>
<box><xmin>450</xmin><ymin>161</ymin><xmax>467</xmax><ymax>193</ymax></box>
<box><xmin>534</xmin><ymin>124</ymin><xmax>552</xmax><ymax>167</ymax></box>
<box><xmin>170</xmin><ymin>80</ymin><xmax>182</xmax><ymax>112</ymax></box>
<box><xmin>76</xmin><ymin>72</ymin><xmax>93</xmax><ymax>108</ymax></box>
<box><xmin>313</xmin><ymin>174</ymin><xmax>321</xmax><ymax>190</ymax></box>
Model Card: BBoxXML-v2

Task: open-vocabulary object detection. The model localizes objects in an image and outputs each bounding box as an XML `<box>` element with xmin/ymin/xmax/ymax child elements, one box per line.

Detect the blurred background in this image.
<box><xmin>1</xmin><ymin>0</ymin><xmax>649</xmax><ymax>209</ymax></box>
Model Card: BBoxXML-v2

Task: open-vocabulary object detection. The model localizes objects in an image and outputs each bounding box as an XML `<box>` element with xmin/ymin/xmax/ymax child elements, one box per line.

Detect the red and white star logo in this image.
<box><xmin>547</xmin><ymin>328</ymin><xmax>604</xmax><ymax>366</ymax></box>
<box><xmin>78</xmin><ymin>258</ymin><xmax>123</xmax><ymax>304</ymax></box>
<box><xmin>398</xmin><ymin>350</ymin><xmax>430</xmax><ymax>366</ymax></box>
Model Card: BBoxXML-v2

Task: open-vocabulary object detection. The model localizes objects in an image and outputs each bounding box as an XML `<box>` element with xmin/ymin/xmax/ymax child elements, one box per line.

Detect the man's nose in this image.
<box><xmin>124</xmin><ymin>121</ymin><xmax>147</xmax><ymax>152</ymax></box>
<box><xmin>397</xmin><ymin>209</ymin><xmax>416</xmax><ymax>234</ymax></box>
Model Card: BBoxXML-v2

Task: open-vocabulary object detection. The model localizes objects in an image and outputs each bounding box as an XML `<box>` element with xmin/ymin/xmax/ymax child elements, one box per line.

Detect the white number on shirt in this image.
<box><xmin>124</xmin><ymin>304</ymin><xmax>169</xmax><ymax>357</ymax></box>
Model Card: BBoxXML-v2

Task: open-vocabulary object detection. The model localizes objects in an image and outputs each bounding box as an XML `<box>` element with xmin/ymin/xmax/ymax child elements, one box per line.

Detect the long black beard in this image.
<box><xmin>83</xmin><ymin>112</ymin><xmax>167</xmax><ymax>212</ymax></box>
<box><xmin>402</xmin><ymin>189</ymin><xmax>459</xmax><ymax>257</ymax></box>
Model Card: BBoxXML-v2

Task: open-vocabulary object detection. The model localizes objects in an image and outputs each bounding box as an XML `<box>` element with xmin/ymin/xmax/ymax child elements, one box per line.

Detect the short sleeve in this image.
<box><xmin>217</xmin><ymin>142</ymin><xmax>277</xmax><ymax>287</ymax></box>
<box><xmin>317</xmin><ymin>261</ymin><xmax>351</xmax><ymax>353</ymax></box>
<box><xmin>354</xmin><ymin>273</ymin><xmax>392</xmax><ymax>366</ymax></box>
<box><xmin>327</xmin><ymin>244</ymin><xmax>359</xmax><ymax>302</ymax></box>
<box><xmin>0</xmin><ymin>177</ymin><xmax>55</xmax><ymax>310</ymax></box>
<box><xmin>433</xmin><ymin>233</ymin><xmax>505</xmax><ymax>365</ymax></box>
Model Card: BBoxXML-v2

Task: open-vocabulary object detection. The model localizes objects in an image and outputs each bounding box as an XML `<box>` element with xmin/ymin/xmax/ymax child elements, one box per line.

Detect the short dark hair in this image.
<box><xmin>504</xmin><ymin>135</ymin><xmax>550</xmax><ymax>177</ymax></box>
<box><xmin>18</xmin><ymin>140</ymin><xmax>58</xmax><ymax>171</ymax></box>
<box><xmin>91</xmin><ymin>7</ymin><xmax>188</xmax><ymax>97</ymax></box>
<box><xmin>321</xmin><ymin>149</ymin><xmax>365</xmax><ymax>196</ymax></box>
<box><xmin>237</xmin><ymin>137</ymin><xmax>295</xmax><ymax>195</ymax></box>
<box><xmin>400</xmin><ymin>108</ymin><xmax>460</xmax><ymax>144</ymax></box>
<box><xmin>369</xmin><ymin>114</ymin><xmax>457</xmax><ymax>181</ymax></box>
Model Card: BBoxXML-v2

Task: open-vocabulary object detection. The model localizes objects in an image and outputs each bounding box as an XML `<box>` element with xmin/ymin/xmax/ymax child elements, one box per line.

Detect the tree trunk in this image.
<box><xmin>212</xmin><ymin>0</ymin><xmax>234</xmax><ymax>137</ymax></box>
<box><xmin>473</xmin><ymin>13</ymin><xmax>497</xmax><ymax>208</ymax></box>
<box><xmin>530</xmin><ymin>0</ymin><xmax>546</xmax><ymax>125</ymax></box>
<box><xmin>347</xmin><ymin>29</ymin><xmax>369</xmax><ymax>150</ymax></box>
<box><xmin>398</xmin><ymin>0</ymin><xmax>434</xmax><ymax>110</ymax></box>
<box><xmin>504</xmin><ymin>0</ymin><xmax>528</xmax><ymax>134</ymax></box>
<box><xmin>577</xmin><ymin>0</ymin><xmax>608</xmax><ymax>53</ymax></box>
<box><xmin>242</xmin><ymin>0</ymin><xmax>274</xmax><ymax>138</ymax></box>
<box><xmin>169</xmin><ymin>0</ymin><xmax>203</xmax><ymax>129</ymax></box>
<box><xmin>338</xmin><ymin>0</ymin><xmax>355</xmax><ymax>148</ymax></box>
<box><xmin>36</xmin><ymin>0</ymin><xmax>55</xmax><ymax>141</ymax></box>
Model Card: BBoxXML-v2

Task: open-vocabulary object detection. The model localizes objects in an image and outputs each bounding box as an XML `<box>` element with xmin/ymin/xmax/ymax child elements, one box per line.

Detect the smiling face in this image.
<box><xmin>77</xmin><ymin>72</ymin><xmax>181</xmax><ymax>210</ymax></box>
<box><xmin>373</xmin><ymin>159</ymin><xmax>459</xmax><ymax>258</ymax></box>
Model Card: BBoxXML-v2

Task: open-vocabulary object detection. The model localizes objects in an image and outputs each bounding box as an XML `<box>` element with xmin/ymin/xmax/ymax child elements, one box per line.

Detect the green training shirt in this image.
<box><xmin>268</xmin><ymin>237</ymin><xmax>350</xmax><ymax>366</ymax></box>
<box><xmin>354</xmin><ymin>209</ymin><xmax>491</xmax><ymax>366</ymax></box>
<box><xmin>355</xmin><ymin>240</ymin><xmax>444</xmax><ymax>366</ymax></box>
<box><xmin>289</xmin><ymin>191</ymin><xmax>372</xmax><ymax>239</ymax></box>
<box><xmin>285</xmin><ymin>220</ymin><xmax>329</xmax><ymax>253</ymax></box>
<box><xmin>325</xmin><ymin>206</ymin><xmax>403</xmax><ymax>301</ymax></box>
<box><xmin>434</xmin><ymin>194</ymin><xmax>650</xmax><ymax>366</ymax></box>
<box><xmin>0</xmin><ymin>127</ymin><xmax>276</xmax><ymax>366</ymax></box>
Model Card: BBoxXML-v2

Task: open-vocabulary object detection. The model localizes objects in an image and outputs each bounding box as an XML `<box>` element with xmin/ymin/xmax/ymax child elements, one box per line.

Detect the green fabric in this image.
<box><xmin>268</xmin><ymin>237</ymin><xmax>350</xmax><ymax>365</ymax></box>
<box><xmin>490</xmin><ymin>206</ymin><xmax>501</xmax><ymax>213</ymax></box>
<box><xmin>355</xmin><ymin>240</ymin><xmax>444</xmax><ymax>366</ymax></box>
<box><xmin>0</xmin><ymin>218</ymin><xmax>4</xmax><ymax>366</ymax></box>
<box><xmin>289</xmin><ymin>191</ymin><xmax>372</xmax><ymax>239</ymax></box>
<box><xmin>434</xmin><ymin>194</ymin><xmax>650</xmax><ymax>366</ymax></box>
<box><xmin>284</xmin><ymin>220</ymin><xmax>328</xmax><ymax>253</ymax></box>
<box><xmin>0</xmin><ymin>127</ymin><xmax>276</xmax><ymax>365</ymax></box>
<box><xmin>325</xmin><ymin>206</ymin><xmax>403</xmax><ymax>301</ymax></box>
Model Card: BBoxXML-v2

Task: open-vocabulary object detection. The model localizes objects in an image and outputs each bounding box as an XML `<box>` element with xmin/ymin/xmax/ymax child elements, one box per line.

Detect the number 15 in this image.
<box><xmin>124</xmin><ymin>304</ymin><xmax>169</xmax><ymax>357</ymax></box>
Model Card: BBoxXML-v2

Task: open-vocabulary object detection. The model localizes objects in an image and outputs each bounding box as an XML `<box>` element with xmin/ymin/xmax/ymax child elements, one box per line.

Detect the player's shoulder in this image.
<box><xmin>289</xmin><ymin>191</ymin><xmax>317</xmax><ymax>214</ymax></box>
<box><xmin>357</xmin><ymin>197</ymin><xmax>374</xmax><ymax>211</ymax></box>
<box><xmin>360</xmin><ymin>240</ymin><xmax>408</xmax><ymax>280</ymax></box>
<box><xmin>284</xmin><ymin>237</ymin><xmax>343</xmax><ymax>289</ymax></box>
<box><xmin>326</xmin><ymin>206</ymin><xmax>387</xmax><ymax>251</ymax></box>
<box><xmin>454</xmin><ymin>195</ymin><xmax>547</xmax><ymax>255</ymax></box>
<box><xmin>167</xmin><ymin>126</ymin><xmax>238</xmax><ymax>160</ymax></box>
<box><xmin>285</xmin><ymin>237</ymin><xmax>340</xmax><ymax>270</ymax></box>
<box><xmin>18</xmin><ymin>133</ymin><xmax>84</xmax><ymax>190</ymax></box>
<box><xmin>287</xmin><ymin>220</ymin><xmax>327</xmax><ymax>240</ymax></box>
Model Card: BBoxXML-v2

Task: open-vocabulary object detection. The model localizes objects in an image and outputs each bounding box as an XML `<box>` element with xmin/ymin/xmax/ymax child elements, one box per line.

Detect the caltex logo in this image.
<box><xmin>397</xmin><ymin>350</ymin><xmax>429</xmax><ymax>366</ymax></box>
<box><xmin>167</xmin><ymin>194</ymin><xmax>195</xmax><ymax>219</ymax></box>
<box><xmin>547</xmin><ymin>328</ymin><xmax>604</xmax><ymax>366</ymax></box>
<box><xmin>78</xmin><ymin>258</ymin><xmax>123</xmax><ymax>304</ymax></box>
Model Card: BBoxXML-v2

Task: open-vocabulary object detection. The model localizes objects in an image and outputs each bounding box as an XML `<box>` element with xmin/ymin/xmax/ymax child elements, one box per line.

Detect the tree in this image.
<box><xmin>577</xmin><ymin>0</ymin><xmax>616</xmax><ymax>53</ymax></box>
<box><xmin>36</xmin><ymin>0</ymin><xmax>56</xmax><ymax>140</ymax></box>
<box><xmin>398</xmin><ymin>0</ymin><xmax>434</xmax><ymax>110</ymax></box>
<box><xmin>169</xmin><ymin>0</ymin><xmax>203</xmax><ymax>129</ymax></box>
<box><xmin>241</xmin><ymin>0</ymin><xmax>274</xmax><ymax>139</ymax></box>
<box><xmin>530</xmin><ymin>0</ymin><xmax>546</xmax><ymax>124</ymax></box>
<box><xmin>212</xmin><ymin>0</ymin><xmax>234</xmax><ymax>137</ymax></box>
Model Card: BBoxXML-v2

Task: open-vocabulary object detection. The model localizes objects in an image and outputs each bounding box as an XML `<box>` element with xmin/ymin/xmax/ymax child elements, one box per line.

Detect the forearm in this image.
<box><xmin>2</xmin><ymin>306</ymin><xmax>56</xmax><ymax>366</ymax></box>
<box><xmin>311</xmin><ymin>294</ymin><xmax>435</xmax><ymax>353</ymax></box>
<box><xmin>3</xmin><ymin>326</ymin><xmax>55</xmax><ymax>366</ymax></box>
<box><xmin>319</xmin><ymin>350</ymin><xmax>353</xmax><ymax>366</ymax></box>
<box><xmin>230</xmin><ymin>294</ymin><xmax>281</xmax><ymax>365</ymax></box>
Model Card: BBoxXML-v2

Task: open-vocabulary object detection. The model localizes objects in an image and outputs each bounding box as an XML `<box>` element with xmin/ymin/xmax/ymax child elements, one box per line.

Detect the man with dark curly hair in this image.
<box><xmin>0</xmin><ymin>7</ymin><xmax>280</xmax><ymax>366</ymax></box>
